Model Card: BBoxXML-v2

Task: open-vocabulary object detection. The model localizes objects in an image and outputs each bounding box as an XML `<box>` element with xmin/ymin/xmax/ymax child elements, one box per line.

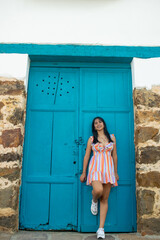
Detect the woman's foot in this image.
<box><xmin>91</xmin><ymin>199</ymin><xmax>98</xmax><ymax>215</ymax></box>
<box><xmin>96</xmin><ymin>228</ymin><xmax>105</xmax><ymax>239</ymax></box>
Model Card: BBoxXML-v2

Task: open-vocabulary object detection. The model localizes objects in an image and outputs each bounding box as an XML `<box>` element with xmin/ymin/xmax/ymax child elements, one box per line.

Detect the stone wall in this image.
<box><xmin>0</xmin><ymin>77</ymin><xmax>26</xmax><ymax>232</ymax></box>
<box><xmin>133</xmin><ymin>86</ymin><xmax>160</xmax><ymax>235</ymax></box>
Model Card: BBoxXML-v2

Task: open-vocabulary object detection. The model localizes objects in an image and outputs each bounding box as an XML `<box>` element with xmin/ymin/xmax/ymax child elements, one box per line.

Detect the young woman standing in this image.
<box><xmin>80</xmin><ymin>117</ymin><xmax>119</xmax><ymax>239</ymax></box>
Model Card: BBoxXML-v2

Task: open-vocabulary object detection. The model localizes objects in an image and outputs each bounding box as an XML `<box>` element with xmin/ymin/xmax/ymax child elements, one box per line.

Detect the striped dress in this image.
<box><xmin>86</xmin><ymin>134</ymin><xmax>118</xmax><ymax>187</ymax></box>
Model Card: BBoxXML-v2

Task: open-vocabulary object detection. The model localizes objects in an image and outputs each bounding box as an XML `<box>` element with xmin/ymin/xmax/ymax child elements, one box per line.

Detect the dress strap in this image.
<box><xmin>90</xmin><ymin>136</ymin><xmax>94</xmax><ymax>143</ymax></box>
<box><xmin>110</xmin><ymin>134</ymin><xmax>115</xmax><ymax>144</ymax></box>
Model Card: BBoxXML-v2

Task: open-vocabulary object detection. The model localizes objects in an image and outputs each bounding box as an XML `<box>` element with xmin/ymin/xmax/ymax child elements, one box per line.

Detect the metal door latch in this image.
<box><xmin>74</xmin><ymin>137</ymin><xmax>84</xmax><ymax>146</ymax></box>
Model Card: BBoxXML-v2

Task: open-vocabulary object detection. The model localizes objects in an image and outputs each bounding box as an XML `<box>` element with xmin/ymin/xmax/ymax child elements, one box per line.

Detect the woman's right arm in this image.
<box><xmin>80</xmin><ymin>137</ymin><xmax>92</xmax><ymax>182</ymax></box>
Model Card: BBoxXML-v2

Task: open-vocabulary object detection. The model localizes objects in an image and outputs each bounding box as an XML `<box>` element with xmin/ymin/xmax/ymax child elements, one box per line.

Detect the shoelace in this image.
<box><xmin>97</xmin><ymin>228</ymin><xmax>104</xmax><ymax>233</ymax></box>
<box><xmin>92</xmin><ymin>200</ymin><xmax>97</xmax><ymax>206</ymax></box>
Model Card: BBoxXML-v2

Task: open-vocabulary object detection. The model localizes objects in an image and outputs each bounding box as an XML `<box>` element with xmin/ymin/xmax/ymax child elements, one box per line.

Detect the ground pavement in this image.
<box><xmin>1</xmin><ymin>231</ymin><xmax>160</xmax><ymax>240</ymax></box>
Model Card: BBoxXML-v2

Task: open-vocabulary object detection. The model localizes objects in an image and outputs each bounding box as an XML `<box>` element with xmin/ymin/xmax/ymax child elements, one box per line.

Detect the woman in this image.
<box><xmin>80</xmin><ymin>117</ymin><xmax>119</xmax><ymax>239</ymax></box>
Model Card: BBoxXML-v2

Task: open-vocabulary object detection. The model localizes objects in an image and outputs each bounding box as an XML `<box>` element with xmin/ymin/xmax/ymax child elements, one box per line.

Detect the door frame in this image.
<box><xmin>19</xmin><ymin>60</ymin><xmax>136</xmax><ymax>232</ymax></box>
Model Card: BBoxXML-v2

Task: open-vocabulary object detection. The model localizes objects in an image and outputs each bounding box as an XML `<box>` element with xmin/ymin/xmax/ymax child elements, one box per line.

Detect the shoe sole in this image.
<box><xmin>97</xmin><ymin>235</ymin><xmax>105</xmax><ymax>239</ymax></box>
<box><xmin>91</xmin><ymin>211</ymin><xmax>98</xmax><ymax>215</ymax></box>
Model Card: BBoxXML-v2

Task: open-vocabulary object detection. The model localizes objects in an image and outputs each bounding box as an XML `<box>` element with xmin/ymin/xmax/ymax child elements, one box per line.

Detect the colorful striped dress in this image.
<box><xmin>86</xmin><ymin>134</ymin><xmax>118</xmax><ymax>187</ymax></box>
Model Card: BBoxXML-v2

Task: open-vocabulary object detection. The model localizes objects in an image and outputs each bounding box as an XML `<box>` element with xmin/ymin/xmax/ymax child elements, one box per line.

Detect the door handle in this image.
<box><xmin>74</xmin><ymin>137</ymin><xmax>84</xmax><ymax>146</ymax></box>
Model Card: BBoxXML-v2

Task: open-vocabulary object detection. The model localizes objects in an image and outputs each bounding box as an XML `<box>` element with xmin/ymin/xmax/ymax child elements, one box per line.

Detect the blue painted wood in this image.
<box><xmin>20</xmin><ymin>63</ymin><xmax>136</xmax><ymax>232</ymax></box>
<box><xmin>31</xmin><ymin>62</ymin><xmax>131</xmax><ymax>67</ymax></box>
<box><xmin>0</xmin><ymin>43</ymin><xmax>160</xmax><ymax>58</ymax></box>
<box><xmin>20</xmin><ymin>67</ymin><xmax>79</xmax><ymax>230</ymax></box>
<box><xmin>78</xmin><ymin>67</ymin><xmax>136</xmax><ymax>232</ymax></box>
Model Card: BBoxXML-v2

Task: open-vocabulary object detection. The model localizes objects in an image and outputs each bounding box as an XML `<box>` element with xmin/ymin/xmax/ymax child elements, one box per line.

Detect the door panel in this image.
<box><xmin>79</xmin><ymin>68</ymin><xmax>136</xmax><ymax>232</ymax></box>
<box><xmin>117</xmin><ymin>186</ymin><xmax>132</xmax><ymax>228</ymax></box>
<box><xmin>115</xmin><ymin>112</ymin><xmax>131</xmax><ymax>180</ymax></box>
<box><xmin>51</xmin><ymin>111</ymin><xmax>77</xmax><ymax>176</ymax></box>
<box><xmin>97</xmin><ymin>71</ymin><xmax>130</xmax><ymax>108</ymax></box>
<box><xmin>81</xmin><ymin>71</ymin><xmax>98</xmax><ymax>108</ymax></box>
<box><xmin>49</xmin><ymin>182</ymin><xmax>77</xmax><ymax>229</ymax></box>
<box><xmin>26</xmin><ymin>111</ymin><xmax>53</xmax><ymax>176</ymax></box>
<box><xmin>23</xmin><ymin>183</ymin><xmax>50</xmax><ymax>226</ymax></box>
<box><xmin>20</xmin><ymin>68</ymin><xmax>79</xmax><ymax>230</ymax></box>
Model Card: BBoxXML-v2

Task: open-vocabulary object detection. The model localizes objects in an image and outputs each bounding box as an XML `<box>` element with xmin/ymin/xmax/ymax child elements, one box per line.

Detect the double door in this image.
<box><xmin>20</xmin><ymin>65</ymin><xmax>136</xmax><ymax>232</ymax></box>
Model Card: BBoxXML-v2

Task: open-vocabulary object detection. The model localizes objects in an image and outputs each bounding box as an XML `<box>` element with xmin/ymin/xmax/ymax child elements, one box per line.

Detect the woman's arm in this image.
<box><xmin>111</xmin><ymin>135</ymin><xmax>118</xmax><ymax>174</ymax></box>
<box><xmin>80</xmin><ymin>137</ymin><xmax>92</xmax><ymax>182</ymax></box>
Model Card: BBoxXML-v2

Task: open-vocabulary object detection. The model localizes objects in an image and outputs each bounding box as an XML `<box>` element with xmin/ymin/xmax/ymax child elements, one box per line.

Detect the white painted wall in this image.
<box><xmin>131</xmin><ymin>58</ymin><xmax>160</xmax><ymax>89</ymax></box>
<box><xmin>0</xmin><ymin>0</ymin><xmax>160</xmax><ymax>46</ymax></box>
<box><xmin>0</xmin><ymin>54</ymin><xmax>30</xmax><ymax>91</ymax></box>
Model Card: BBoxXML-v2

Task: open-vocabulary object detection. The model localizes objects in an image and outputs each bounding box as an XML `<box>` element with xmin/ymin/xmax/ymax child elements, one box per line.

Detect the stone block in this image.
<box><xmin>0</xmin><ymin>128</ymin><xmax>23</xmax><ymax>148</ymax></box>
<box><xmin>135</xmin><ymin>109</ymin><xmax>160</xmax><ymax>124</ymax></box>
<box><xmin>138</xmin><ymin>146</ymin><xmax>160</xmax><ymax>164</ymax></box>
<box><xmin>135</xmin><ymin>126</ymin><xmax>159</xmax><ymax>144</ymax></box>
<box><xmin>138</xmin><ymin>217</ymin><xmax>160</xmax><ymax>234</ymax></box>
<box><xmin>0</xmin><ymin>152</ymin><xmax>22</xmax><ymax>163</ymax></box>
<box><xmin>134</xmin><ymin>88</ymin><xmax>160</xmax><ymax>108</ymax></box>
<box><xmin>0</xmin><ymin>101</ymin><xmax>4</xmax><ymax>120</ymax></box>
<box><xmin>7</xmin><ymin>108</ymin><xmax>24</xmax><ymax>125</ymax></box>
<box><xmin>0</xmin><ymin>186</ymin><xmax>19</xmax><ymax>210</ymax></box>
<box><xmin>137</xmin><ymin>171</ymin><xmax>160</xmax><ymax>188</ymax></box>
<box><xmin>0</xmin><ymin>167</ymin><xmax>20</xmax><ymax>181</ymax></box>
<box><xmin>0</xmin><ymin>81</ymin><xmax>25</xmax><ymax>95</ymax></box>
<box><xmin>0</xmin><ymin>214</ymin><xmax>18</xmax><ymax>232</ymax></box>
<box><xmin>0</xmin><ymin>112</ymin><xmax>3</xmax><ymax>120</ymax></box>
<box><xmin>137</xmin><ymin>189</ymin><xmax>155</xmax><ymax>215</ymax></box>
<box><xmin>0</xmin><ymin>102</ymin><xmax>5</xmax><ymax>109</ymax></box>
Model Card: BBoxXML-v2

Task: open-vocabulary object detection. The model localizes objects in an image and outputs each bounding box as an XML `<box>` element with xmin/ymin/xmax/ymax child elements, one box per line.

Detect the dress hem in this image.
<box><xmin>86</xmin><ymin>180</ymin><xmax>118</xmax><ymax>188</ymax></box>
<box><xmin>86</xmin><ymin>171</ymin><xmax>118</xmax><ymax>187</ymax></box>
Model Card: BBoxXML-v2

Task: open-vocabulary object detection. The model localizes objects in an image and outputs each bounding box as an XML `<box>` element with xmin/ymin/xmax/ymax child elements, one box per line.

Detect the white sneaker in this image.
<box><xmin>96</xmin><ymin>228</ymin><xmax>105</xmax><ymax>239</ymax></box>
<box><xmin>91</xmin><ymin>199</ymin><xmax>98</xmax><ymax>215</ymax></box>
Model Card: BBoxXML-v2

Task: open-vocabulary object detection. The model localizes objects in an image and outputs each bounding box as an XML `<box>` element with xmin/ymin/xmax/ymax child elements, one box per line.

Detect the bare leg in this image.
<box><xmin>91</xmin><ymin>181</ymin><xmax>103</xmax><ymax>202</ymax></box>
<box><xmin>99</xmin><ymin>183</ymin><xmax>112</xmax><ymax>228</ymax></box>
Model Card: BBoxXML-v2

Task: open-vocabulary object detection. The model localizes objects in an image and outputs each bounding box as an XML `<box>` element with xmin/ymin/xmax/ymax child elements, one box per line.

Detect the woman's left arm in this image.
<box><xmin>111</xmin><ymin>135</ymin><xmax>118</xmax><ymax>175</ymax></box>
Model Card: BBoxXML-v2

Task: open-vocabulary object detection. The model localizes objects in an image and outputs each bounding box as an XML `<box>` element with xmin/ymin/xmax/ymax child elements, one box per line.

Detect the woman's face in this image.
<box><xmin>94</xmin><ymin>118</ymin><xmax>104</xmax><ymax>131</ymax></box>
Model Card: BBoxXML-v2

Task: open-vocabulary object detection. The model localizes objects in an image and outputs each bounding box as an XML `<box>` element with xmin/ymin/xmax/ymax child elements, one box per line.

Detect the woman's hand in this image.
<box><xmin>115</xmin><ymin>172</ymin><xmax>119</xmax><ymax>181</ymax></box>
<box><xmin>80</xmin><ymin>172</ymin><xmax>87</xmax><ymax>182</ymax></box>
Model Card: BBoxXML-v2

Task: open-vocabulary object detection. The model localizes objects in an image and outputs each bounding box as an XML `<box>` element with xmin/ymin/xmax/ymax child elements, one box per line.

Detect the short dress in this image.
<box><xmin>86</xmin><ymin>134</ymin><xmax>118</xmax><ymax>188</ymax></box>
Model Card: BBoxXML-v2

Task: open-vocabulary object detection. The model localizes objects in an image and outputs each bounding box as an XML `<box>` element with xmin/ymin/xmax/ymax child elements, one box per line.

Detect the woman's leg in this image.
<box><xmin>91</xmin><ymin>181</ymin><xmax>103</xmax><ymax>202</ymax></box>
<box><xmin>99</xmin><ymin>183</ymin><xmax>112</xmax><ymax>228</ymax></box>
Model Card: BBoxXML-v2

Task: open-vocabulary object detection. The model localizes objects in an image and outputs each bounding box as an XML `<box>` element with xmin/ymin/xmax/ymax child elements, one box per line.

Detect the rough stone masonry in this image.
<box><xmin>0</xmin><ymin>76</ymin><xmax>160</xmax><ymax>234</ymax></box>
<box><xmin>133</xmin><ymin>86</ymin><xmax>160</xmax><ymax>235</ymax></box>
<box><xmin>0</xmin><ymin>77</ymin><xmax>26</xmax><ymax>232</ymax></box>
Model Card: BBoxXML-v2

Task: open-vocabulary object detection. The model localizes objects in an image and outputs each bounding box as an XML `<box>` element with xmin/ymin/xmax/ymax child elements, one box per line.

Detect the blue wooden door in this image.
<box><xmin>20</xmin><ymin>64</ymin><xmax>136</xmax><ymax>232</ymax></box>
<box><xmin>20</xmin><ymin>68</ymin><xmax>79</xmax><ymax>230</ymax></box>
<box><xmin>78</xmin><ymin>67</ymin><xmax>136</xmax><ymax>232</ymax></box>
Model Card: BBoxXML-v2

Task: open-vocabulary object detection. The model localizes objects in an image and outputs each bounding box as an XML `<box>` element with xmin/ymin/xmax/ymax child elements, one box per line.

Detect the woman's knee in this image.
<box><xmin>100</xmin><ymin>195</ymin><xmax>109</xmax><ymax>203</ymax></box>
<box><xmin>93</xmin><ymin>186</ymin><xmax>103</xmax><ymax>196</ymax></box>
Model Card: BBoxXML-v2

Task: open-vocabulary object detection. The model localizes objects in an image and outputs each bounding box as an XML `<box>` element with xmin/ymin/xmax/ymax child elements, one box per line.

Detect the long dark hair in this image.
<box><xmin>92</xmin><ymin>117</ymin><xmax>113</xmax><ymax>144</ymax></box>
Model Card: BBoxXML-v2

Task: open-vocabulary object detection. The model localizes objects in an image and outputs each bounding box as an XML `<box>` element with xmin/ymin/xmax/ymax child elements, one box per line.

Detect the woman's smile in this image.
<box><xmin>94</xmin><ymin>120</ymin><xmax>104</xmax><ymax>130</ymax></box>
